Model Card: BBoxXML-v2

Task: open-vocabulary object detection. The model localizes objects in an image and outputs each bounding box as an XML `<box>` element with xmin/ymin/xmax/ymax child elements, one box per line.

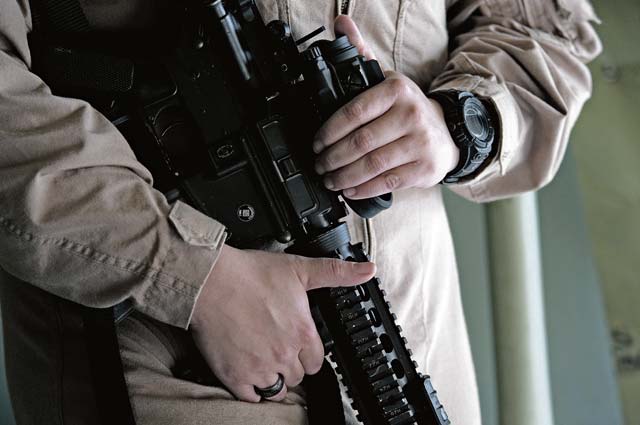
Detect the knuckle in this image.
<box><xmin>323</xmin><ymin>153</ymin><xmax>338</xmax><ymax>171</ymax></box>
<box><xmin>299</xmin><ymin>322</ymin><xmax>319</xmax><ymax>344</ymax></box>
<box><xmin>389</xmin><ymin>77</ymin><xmax>409</xmax><ymax>98</ymax></box>
<box><xmin>220</xmin><ymin>365</ymin><xmax>244</xmax><ymax>385</ymax></box>
<box><xmin>271</xmin><ymin>345</ymin><xmax>295</xmax><ymax>365</ymax></box>
<box><xmin>383</xmin><ymin>173</ymin><xmax>402</xmax><ymax>191</ymax></box>
<box><xmin>422</xmin><ymin>160</ymin><xmax>435</xmax><ymax>177</ymax></box>
<box><xmin>415</xmin><ymin>155</ymin><xmax>435</xmax><ymax>178</ymax></box>
<box><xmin>351</xmin><ymin>128</ymin><xmax>374</xmax><ymax>153</ymax></box>
<box><xmin>406</xmin><ymin>103</ymin><xmax>423</xmax><ymax>124</ymax></box>
<box><xmin>366</xmin><ymin>152</ymin><xmax>388</xmax><ymax>175</ymax></box>
<box><xmin>246</xmin><ymin>352</ymin><xmax>264</xmax><ymax>371</ymax></box>
<box><xmin>343</xmin><ymin>100</ymin><xmax>365</xmax><ymax>122</ymax></box>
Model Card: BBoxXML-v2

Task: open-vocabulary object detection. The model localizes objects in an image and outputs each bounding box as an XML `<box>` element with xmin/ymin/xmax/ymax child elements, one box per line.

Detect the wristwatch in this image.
<box><xmin>428</xmin><ymin>90</ymin><xmax>500</xmax><ymax>184</ymax></box>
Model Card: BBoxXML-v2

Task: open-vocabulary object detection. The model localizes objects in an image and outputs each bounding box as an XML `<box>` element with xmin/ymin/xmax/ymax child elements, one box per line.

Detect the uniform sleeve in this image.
<box><xmin>431</xmin><ymin>0</ymin><xmax>602</xmax><ymax>202</ymax></box>
<box><xmin>0</xmin><ymin>0</ymin><xmax>227</xmax><ymax>329</ymax></box>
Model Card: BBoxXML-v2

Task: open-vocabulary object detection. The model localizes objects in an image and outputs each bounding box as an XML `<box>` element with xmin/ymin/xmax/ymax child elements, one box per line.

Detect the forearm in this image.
<box><xmin>433</xmin><ymin>0</ymin><xmax>602</xmax><ymax>201</ymax></box>
<box><xmin>0</xmin><ymin>0</ymin><xmax>226</xmax><ymax>329</ymax></box>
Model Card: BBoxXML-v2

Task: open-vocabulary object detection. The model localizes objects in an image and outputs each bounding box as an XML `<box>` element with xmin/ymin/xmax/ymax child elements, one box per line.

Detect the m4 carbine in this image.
<box><xmin>30</xmin><ymin>0</ymin><xmax>451</xmax><ymax>423</ymax></box>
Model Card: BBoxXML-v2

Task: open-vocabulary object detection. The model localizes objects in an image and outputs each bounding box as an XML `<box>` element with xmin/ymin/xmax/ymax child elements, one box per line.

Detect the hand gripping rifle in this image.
<box><xmin>29</xmin><ymin>0</ymin><xmax>450</xmax><ymax>423</ymax></box>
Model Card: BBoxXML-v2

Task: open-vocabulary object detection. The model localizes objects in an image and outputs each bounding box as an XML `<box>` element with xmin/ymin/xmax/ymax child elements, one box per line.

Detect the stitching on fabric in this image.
<box><xmin>392</xmin><ymin>0</ymin><xmax>408</xmax><ymax>71</ymax></box>
<box><xmin>140</xmin><ymin>286</ymin><xmax>191</xmax><ymax>328</ymax></box>
<box><xmin>0</xmin><ymin>216</ymin><xmax>199</xmax><ymax>295</ymax></box>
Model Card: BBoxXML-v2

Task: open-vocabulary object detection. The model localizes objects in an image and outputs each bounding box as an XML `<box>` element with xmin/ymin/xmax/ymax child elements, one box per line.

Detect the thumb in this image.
<box><xmin>296</xmin><ymin>257</ymin><xmax>376</xmax><ymax>291</ymax></box>
<box><xmin>334</xmin><ymin>15</ymin><xmax>377</xmax><ymax>61</ymax></box>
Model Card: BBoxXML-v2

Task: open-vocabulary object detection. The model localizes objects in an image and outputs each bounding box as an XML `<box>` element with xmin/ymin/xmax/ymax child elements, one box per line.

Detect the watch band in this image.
<box><xmin>428</xmin><ymin>90</ymin><xmax>499</xmax><ymax>184</ymax></box>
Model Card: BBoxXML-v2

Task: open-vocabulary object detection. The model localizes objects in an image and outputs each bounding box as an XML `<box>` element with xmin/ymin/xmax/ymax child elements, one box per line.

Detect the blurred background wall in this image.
<box><xmin>445</xmin><ymin>152</ymin><xmax>624</xmax><ymax>425</ymax></box>
<box><xmin>446</xmin><ymin>0</ymin><xmax>638</xmax><ymax>423</ymax></box>
<box><xmin>571</xmin><ymin>0</ymin><xmax>640</xmax><ymax>422</ymax></box>
<box><xmin>0</xmin><ymin>0</ymin><xmax>637</xmax><ymax>424</ymax></box>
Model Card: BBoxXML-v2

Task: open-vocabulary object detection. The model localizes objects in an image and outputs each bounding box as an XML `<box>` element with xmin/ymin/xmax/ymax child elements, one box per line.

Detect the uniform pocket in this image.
<box><xmin>168</xmin><ymin>201</ymin><xmax>226</xmax><ymax>249</ymax></box>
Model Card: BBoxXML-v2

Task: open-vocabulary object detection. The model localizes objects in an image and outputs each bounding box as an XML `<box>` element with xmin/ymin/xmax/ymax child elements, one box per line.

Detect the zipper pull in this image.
<box><xmin>340</xmin><ymin>0</ymin><xmax>351</xmax><ymax>15</ymax></box>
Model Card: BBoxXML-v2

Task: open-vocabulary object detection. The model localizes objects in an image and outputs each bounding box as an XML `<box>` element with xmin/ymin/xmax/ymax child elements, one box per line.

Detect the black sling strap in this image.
<box><xmin>304</xmin><ymin>361</ymin><xmax>347</xmax><ymax>424</ymax></box>
<box><xmin>83</xmin><ymin>306</ymin><xmax>136</xmax><ymax>425</ymax></box>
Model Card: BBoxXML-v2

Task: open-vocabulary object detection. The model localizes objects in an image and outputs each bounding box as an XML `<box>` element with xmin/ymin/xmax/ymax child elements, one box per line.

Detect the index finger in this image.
<box><xmin>313</xmin><ymin>79</ymin><xmax>398</xmax><ymax>154</ymax></box>
<box><xmin>295</xmin><ymin>256</ymin><xmax>376</xmax><ymax>291</ymax></box>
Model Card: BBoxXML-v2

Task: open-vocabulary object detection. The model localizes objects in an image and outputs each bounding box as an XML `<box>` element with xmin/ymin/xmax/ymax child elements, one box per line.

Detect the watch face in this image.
<box><xmin>463</xmin><ymin>99</ymin><xmax>490</xmax><ymax>140</ymax></box>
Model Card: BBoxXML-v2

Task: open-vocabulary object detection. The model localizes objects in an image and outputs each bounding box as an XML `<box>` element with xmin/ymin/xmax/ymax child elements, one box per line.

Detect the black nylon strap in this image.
<box><xmin>83</xmin><ymin>307</ymin><xmax>137</xmax><ymax>425</ymax></box>
<box><xmin>304</xmin><ymin>361</ymin><xmax>347</xmax><ymax>425</ymax></box>
<box><xmin>30</xmin><ymin>0</ymin><xmax>90</xmax><ymax>33</ymax></box>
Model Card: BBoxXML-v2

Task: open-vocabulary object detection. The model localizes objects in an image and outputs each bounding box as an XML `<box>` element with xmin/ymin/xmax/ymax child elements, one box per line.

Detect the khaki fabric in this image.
<box><xmin>118</xmin><ymin>311</ymin><xmax>310</xmax><ymax>425</ymax></box>
<box><xmin>0</xmin><ymin>0</ymin><xmax>601</xmax><ymax>424</ymax></box>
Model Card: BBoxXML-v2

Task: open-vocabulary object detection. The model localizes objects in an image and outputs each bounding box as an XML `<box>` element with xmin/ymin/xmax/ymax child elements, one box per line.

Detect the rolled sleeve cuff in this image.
<box><xmin>430</xmin><ymin>75</ymin><xmax>520</xmax><ymax>202</ymax></box>
<box><xmin>135</xmin><ymin>201</ymin><xmax>227</xmax><ymax>329</ymax></box>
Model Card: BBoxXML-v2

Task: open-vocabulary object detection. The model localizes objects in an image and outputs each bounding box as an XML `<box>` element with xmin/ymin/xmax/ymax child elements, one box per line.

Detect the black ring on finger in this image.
<box><xmin>254</xmin><ymin>373</ymin><xmax>285</xmax><ymax>399</ymax></box>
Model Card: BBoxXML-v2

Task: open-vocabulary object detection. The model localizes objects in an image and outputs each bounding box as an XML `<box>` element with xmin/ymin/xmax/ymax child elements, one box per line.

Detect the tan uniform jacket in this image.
<box><xmin>0</xmin><ymin>0</ymin><xmax>601</xmax><ymax>423</ymax></box>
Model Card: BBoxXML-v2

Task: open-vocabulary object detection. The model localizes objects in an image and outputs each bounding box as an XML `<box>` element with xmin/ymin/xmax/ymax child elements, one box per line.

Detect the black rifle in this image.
<box><xmin>29</xmin><ymin>0</ymin><xmax>450</xmax><ymax>423</ymax></box>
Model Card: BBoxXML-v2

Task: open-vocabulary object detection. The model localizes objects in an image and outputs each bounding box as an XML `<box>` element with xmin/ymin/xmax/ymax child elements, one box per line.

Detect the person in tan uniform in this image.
<box><xmin>0</xmin><ymin>0</ymin><xmax>601</xmax><ymax>424</ymax></box>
